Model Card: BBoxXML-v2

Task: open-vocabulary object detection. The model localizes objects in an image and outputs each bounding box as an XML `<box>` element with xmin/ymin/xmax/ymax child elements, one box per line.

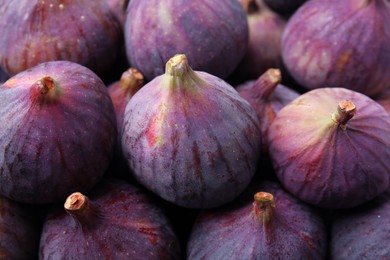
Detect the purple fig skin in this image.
<box><xmin>0</xmin><ymin>0</ymin><xmax>123</xmax><ymax>76</ymax></box>
<box><xmin>281</xmin><ymin>0</ymin><xmax>390</xmax><ymax>97</ymax></box>
<box><xmin>235</xmin><ymin>0</ymin><xmax>286</xmax><ymax>80</ymax></box>
<box><xmin>236</xmin><ymin>68</ymin><xmax>299</xmax><ymax>154</ymax></box>
<box><xmin>125</xmin><ymin>0</ymin><xmax>249</xmax><ymax>81</ymax></box>
<box><xmin>0</xmin><ymin>196</ymin><xmax>40</xmax><ymax>259</ymax></box>
<box><xmin>374</xmin><ymin>87</ymin><xmax>390</xmax><ymax>114</ymax></box>
<box><xmin>105</xmin><ymin>0</ymin><xmax>130</xmax><ymax>27</ymax></box>
<box><xmin>122</xmin><ymin>54</ymin><xmax>262</xmax><ymax>209</ymax></box>
<box><xmin>330</xmin><ymin>188</ymin><xmax>390</xmax><ymax>259</ymax></box>
<box><xmin>0</xmin><ymin>61</ymin><xmax>117</xmax><ymax>204</ymax></box>
<box><xmin>187</xmin><ymin>181</ymin><xmax>327</xmax><ymax>259</ymax></box>
<box><xmin>39</xmin><ymin>178</ymin><xmax>182</xmax><ymax>260</ymax></box>
<box><xmin>268</xmin><ymin>87</ymin><xmax>390</xmax><ymax>209</ymax></box>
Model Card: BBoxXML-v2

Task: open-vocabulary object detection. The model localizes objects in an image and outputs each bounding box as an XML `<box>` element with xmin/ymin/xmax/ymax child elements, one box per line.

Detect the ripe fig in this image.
<box><xmin>268</xmin><ymin>87</ymin><xmax>390</xmax><ymax>209</ymax></box>
<box><xmin>0</xmin><ymin>195</ymin><xmax>40</xmax><ymax>259</ymax></box>
<box><xmin>0</xmin><ymin>61</ymin><xmax>117</xmax><ymax>204</ymax></box>
<box><xmin>281</xmin><ymin>0</ymin><xmax>390</xmax><ymax>97</ymax></box>
<box><xmin>187</xmin><ymin>181</ymin><xmax>327</xmax><ymax>259</ymax></box>
<box><xmin>330</xmin><ymin>188</ymin><xmax>390</xmax><ymax>259</ymax></box>
<box><xmin>0</xmin><ymin>0</ymin><xmax>122</xmax><ymax>76</ymax></box>
<box><xmin>122</xmin><ymin>54</ymin><xmax>262</xmax><ymax>209</ymax></box>
<box><xmin>39</xmin><ymin>178</ymin><xmax>182</xmax><ymax>259</ymax></box>
<box><xmin>125</xmin><ymin>0</ymin><xmax>249</xmax><ymax>80</ymax></box>
<box><xmin>234</xmin><ymin>0</ymin><xmax>286</xmax><ymax>80</ymax></box>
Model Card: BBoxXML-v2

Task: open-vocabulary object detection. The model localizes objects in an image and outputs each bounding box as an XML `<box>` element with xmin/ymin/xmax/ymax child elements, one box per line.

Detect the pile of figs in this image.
<box><xmin>1</xmin><ymin>0</ymin><xmax>390</xmax><ymax>258</ymax></box>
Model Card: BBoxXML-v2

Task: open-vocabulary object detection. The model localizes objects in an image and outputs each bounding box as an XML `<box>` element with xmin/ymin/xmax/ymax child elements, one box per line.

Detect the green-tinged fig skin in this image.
<box><xmin>268</xmin><ymin>87</ymin><xmax>390</xmax><ymax>209</ymax></box>
<box><xmin>0</xmin><ymin>61</ymin><xmax>117</xmax><ymax>204</ymax></box>
<box><xmin>330</xmin><ymin>188</ymin><xmax>390</xmax><ymax>259</ymax></box>
<box><xmin>0</xmin><ymin>196</ymin><xmax>40</xmax><ymax>259</ymax></box>
<box><xmin>187</xmin><ymin>181</ymin><xmax>327</xmax><ymax>260</ymax></box>
<box><xmin>0</xmin><ymin>0</ymin><xmax>122</xmax><ymax>76</ymax></box>
<box><xmin>39</xmin><ymin>178</ymin><xmax>182</xmax><ymax>260</ymax></box>
<box><xmin>125</xmin><ymin>0</ymin><xmax>248</xmax><ymax>80</ymax></box>
<box><xmin>281</xmin><ymin>0</ymin><xmax>390</xmax><ymax>97</ymax></box>
<box><xmin>122</xmin><ymin>66</ymin><xmax>261</xmax><ymax>209</ymax></box>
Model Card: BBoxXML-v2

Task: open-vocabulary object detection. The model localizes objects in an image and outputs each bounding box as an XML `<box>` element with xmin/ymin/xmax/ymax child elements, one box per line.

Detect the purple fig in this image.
<box><xmin>330</xmin><ymin>188</ymin><xmax>390</xmax><ymax>259</ymax></box>
<box><xmin>187</xmin><ymin>181</ymin><xmax>327</xmax><ymax>259</ymax></box>
<box><xmin>268</xmin><ymin>87</ymin><xmax>390</xmax><ymax>209</ymax></box>
<box><xmin>122</xmin><ymin>54</ymin><xmax>262</xmax><ymax>209</ymax></box>
<box><xmin>125</xmin><ymin>0</ymin><xmax>249</xmax><ymax>80</ymax></box>
<box><xmin>39</xmin><ymin>178</ymin><xmax>182</xmax><ymax>259</ymax></box>
<box><xmin>0</xmin><ymin>195</ymin><xmax>40</xmax><ymax>259</ymax></box>
<box><xmin>0</xmin><ymin>61</ymin><xmax>117</xmax><ymax>204</ymax></box>
<box><xmin>281</xmin><ymin>0</ymin><xmax>390</xmax><ymax>97</ymax></box>
<box><xmin>0</xmin><ymin>0</ymin><xmax>122</xmax><ymax>76</ymax></box>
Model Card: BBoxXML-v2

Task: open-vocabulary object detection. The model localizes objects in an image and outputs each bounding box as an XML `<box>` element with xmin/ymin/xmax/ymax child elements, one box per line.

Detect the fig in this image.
<box><xmin>0</xmin><ymin>195</ymin><xmax>40</xmax><ymax>259</ymax></box>
<box><xmin>0</xmin><ymin>0</ymin><xmax>123</xmax><ymax>76</ymax></box>
<box><xmin>125</xmin><ymin>0</ymin><xmax>249</xmax><ymax>80</ymax></box>
<box><xmin>330</xmin><ymin>188</ymin><xmax>390</xmax><ymax>259</ymax></box>
<box><xmin>122</xmin><ymin>54</ymin><xmax>262</xmax><ymax>209</ymax></box>
<box><xmin>268</xmin><ymin>87</ymin><xmax>390</xmax><ymax>209</ymax></box>
<box><xmin>234</xmin><ymin>0</ymin><xmax>286</xmax><ymax>80</ymax></box>
<box><xmin>263</xmin><ymin>0</ymin><xmax>307</xmax><ymax>17</ymax></box>
<box><xmin>39</xmin><ymin>178</ymin><xmax>182</xmax><ymax>259</ymax></box>
<box><xmin>0</xmin><ymin>60</ymin><xmax>117</xmax><ymax>204</ymax></box>
<box><xmin>105</xmin><ymin>0</ymin><xmax>130</xmax><ymax>27</ymax></box>
<box><xmin>187</xmin><ymin>181</ymin><xmax>327</xmax><ymax>259</ymax></box>
<box><xmin>281</xmin><ymin>0</ymin><xmax>390</xmax><ymax>97</ymax></box>
<box><xmin>236</xmin><ymin>68</ymin><xmax>299</xmax><ymax>154</ymax></box>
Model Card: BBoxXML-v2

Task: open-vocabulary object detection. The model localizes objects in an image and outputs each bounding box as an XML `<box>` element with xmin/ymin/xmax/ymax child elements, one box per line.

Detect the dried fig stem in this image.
<box><xmin>253</xmin><ymin>192</ymin><xmax>275</xmax><ymax>225</ymax></box>
<box><xmin>332</xmin><ymin>100</ymin><xmax>356</xmax><ymax>130</ymax></box>
<box><xmin>255</xmin><ymin>68</ymin><xmax>282</xmax><ymax>100</ymax></box>
<box><xmin>165</xmin><ymin>54</ymin><xmax>204</xmax><ymax>87</ymax></box>
<box><xmin>35</xmin><ymin>76</ymin><xmax>55</xmax><ymax>95</ymax></box>
<box><xmin>64</xmin><ymin>192</ymin><xmax>100</xmax><ymax>228</ymax></box>
<box><xmin>118</xmin><ymin>67</ymin><xmax>144</xmax><ymax>96</ymax></box>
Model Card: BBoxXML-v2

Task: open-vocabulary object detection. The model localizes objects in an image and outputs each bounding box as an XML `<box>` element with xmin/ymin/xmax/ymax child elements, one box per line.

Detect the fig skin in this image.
<box><xmin>105</xmin><ymin>0</ymin><xmax>130</xmax><ymax>27</ymax></box>
<box><xmin>187</xmin><ymin>181</ymin><xmax>327</xmax><ymax>260</ymax></box>
<box><xmin>330</xmin><ymin>188</ymin><xmax>390</xmax><ymax>259</ymax></box>
<box><xmin>122</xmin><ymin>54</ymin><xmax>262</xmax><ymax>209</ymax></box>
<box><xmin>0</xmin><ymin>0</ymin><xmax>123</xmax><ymax>76</ymax></box>
<box><xmin>374</xmin><ymin>87</ymin><xmax>390</xmax><ymax>114</ymax></box>
<box><xmin>0</xmin><ymin>61</ymin><xmax>117</xmax><ymax>204</ymax></box>
<box><xmin>125</xmin><ymin>0</ymin><xmax>249</xmax><ymax>81</ymax></box>
<box><xmin>268</xmin><ymin>87</ymin><xmax>390</xmax><ymax>209</ymax></box>
<box><xmin>281</xmin><ymin>0</ymin><xmax>390</xmax><ymax>97</ymax></box>
<box><xmin>39</xmin><ymin>178</ymin><xmax>182</xmax><ymax>260</ymax></box>
<box><xmin>0</xmin><ymin>195</ymin><xmax>40</xmax><ymax>259</ymax></box>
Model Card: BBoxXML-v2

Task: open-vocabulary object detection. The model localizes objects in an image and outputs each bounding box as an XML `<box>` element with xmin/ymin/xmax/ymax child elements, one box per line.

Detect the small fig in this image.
<box><xmin>268</xmin><ymin>87</ymin><xmax>390</xmax><ymax>209</ymax></box>
<box><xmin>122</xmin><ymin>54</ymin><xmax>262</xmax><ymax>209</ymax></box>
<box><xmin>39</xmin><ymin>178</ymin><xmax>182</xmax><ymax>259</ymax></box>
<box><xmin>187</xmin><ymin>181</ymin><xmax>327</xmax><ymax>259</ymax></box>
<box><xmin>0</xmin><ymin>61</ymin><xmax>117</xmax><ymax>204</ymax></box>
<box><xmin>281</xmin><ymin>0</ymin><xmax>390</xmax><ymax>97</ymax></box>
<box><xmin>125</xmin><ymin>0</ymin><xmax>249</xmax><ymax>80</ymax></box>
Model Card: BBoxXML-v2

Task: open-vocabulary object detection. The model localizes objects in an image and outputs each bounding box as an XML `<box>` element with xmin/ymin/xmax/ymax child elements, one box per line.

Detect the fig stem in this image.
<box><xmin>255</xmin><ymin>68</ymin><xmax>282</xmax><ymax>100</ymax></box>
<box><xmin>64</xmin><ymin>192</ymin><xmax>99</xmax><ymax>228</ymax></box>
<box><xmin>36</xmin><ymin>76</ymin><xmax>55</xmax><ymax>95</ymax></box>
<box><xmin>332</xmin><ymin>100</ymin><xmax>356</xmax><ymax>130</ymax></box>
<box><xmin>118</xmin><ymin>67</ymin><xmax>144</xmax><ymax>96</ymax></box>
<box><xmin>253</xmin><ymin>192</ymin><xmax>275</xmax><ymax>225</ymax></box>
<box><xmin>165</xmin><ymin>54</ymin><xmax>204</xmax><ymax>87</ymax></box>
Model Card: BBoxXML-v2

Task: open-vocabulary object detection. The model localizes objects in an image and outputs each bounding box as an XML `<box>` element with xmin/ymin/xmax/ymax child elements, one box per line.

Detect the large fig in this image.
<box><xmin>281</xmin><ymin>0</ymin><xmax>390</xmax><ymax>97</ymax></box>
<box><xmin>122</xmin><ymin>54</ymin><xmax>262</xmax><ymax>209</ymax></box>
<box><xmin>125</xmin><ymin>0</ymin><xmax>248</xmax><ymax>80</ymax></box>
<box><xmin>187</xmin><ymin>181</ymin><xmax>327</xmax><ymax>259</ymax></box>
<box><xmin>39</xmin><ymin>178</ymin><xmax>182</xmax><ymax>259</ymax></box>
<box><xmin>0</xmin><ymin>61</ymin><xmax>117</xmax><ymax>204</ymax></box>
<box><xmin>0</xmin><ymin>0</ymin><xmax>122</xmax><ymax>76</ymax></box>
<box><xmin>268</xmin><ymin>87</ymin><xmax>390</xmax><ymax>209</ymax></box>
<box><xmin>330</xmin><ymin>188</ymin><xmax>390</xmax><ymax>259</ymax></box>
<box><xmin>0</xmin><ymin>195</ymin><xmax>40</xmax><ymax>259</ymax></box>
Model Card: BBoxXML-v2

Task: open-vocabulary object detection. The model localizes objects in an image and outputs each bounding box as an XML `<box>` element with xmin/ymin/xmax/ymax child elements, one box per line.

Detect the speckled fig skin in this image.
<box><xmin>268</xmin><ymin>87</ymin><xmax>390</xmax><ymax>209</ymax></box>
<box><xmin>122</xmin><ymin>54</ymin><xmax>262</xmax><ymax>209</ymax></box>
<box><xmin>0</xmin><ymin>61</ymin><xmax>117</xmax><ymax>204</ymax></box>
<box><xmin>187</xmin><ymin>181</ymin><xmax>327</xmax><ymax>260</ymax></box>
<box><xmin>281</xmin><ymin>0</ymin><xmax>390</xmax><ymax>97</ymax></box>
<box><xmin>0</xmin><ymin>0</ymin><xmax>122</xmax><ymax>76</ymax></box>
<box><xmin>330</xmin><ymin>188</ymin><xmax>390</xmax><ymax>259</ymax></box>
<box><xmin>39</xmin><ymin>178</ymin><xmax>182</xmax><ymax>260</ymax></box>
<box><xmin>125</xmin><ymin>0</ymin><xmax>248</xmax><ymax>81</ymax></box>
<box><xmin>0</xmin><ymin>196</ymin><xmax>40</xmax><ymax>259</ymax></box>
